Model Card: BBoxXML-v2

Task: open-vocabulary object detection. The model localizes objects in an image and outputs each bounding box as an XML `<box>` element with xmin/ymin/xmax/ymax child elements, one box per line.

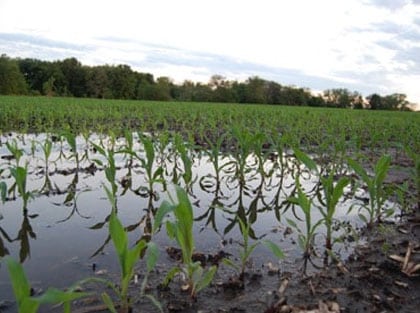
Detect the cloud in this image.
<box><xmin>366</xmin><ymin>0</ymin><xmax>411</xmax><ymax>10</ymax></box>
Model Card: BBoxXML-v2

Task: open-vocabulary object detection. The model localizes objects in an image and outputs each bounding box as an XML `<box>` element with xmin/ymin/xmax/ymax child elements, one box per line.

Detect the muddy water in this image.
<box><xmin>0</xmin><ymin>133</ymin><xmax>385</xmax><ymax>311</ymax></box>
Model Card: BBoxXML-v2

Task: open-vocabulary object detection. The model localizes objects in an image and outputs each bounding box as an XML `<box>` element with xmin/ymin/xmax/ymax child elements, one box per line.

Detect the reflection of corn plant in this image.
<box><xmin>223</xmin><ymin>218</ymin><xmax>284</xmax><ymax>280</ymax></box>
<box><xmin>37</xmin><ymin>138</ymin><xmax>53</xmax><ymax>172</ymax></box>
<box><xmin>91</xmin><ymin>142</ymin><xmax>118</xmax><ymax>200</ymax></box>
<box><xmin>231</xmin><ymin>126</ymin><xmax>255</xmax><ymax>186</ymax></box>
<box><xmin>139</xmin><ymin>133</ymin><xmax>165</xmax><ymax>194</ymax></box>
<box><xmin>199</xmin><ymin>134</ymin><xmax>230</xmax><ymax>192</ymax></box>
<box><xmin>3</xmin><ymin>256</ymin><xmax>89</xmax><ymax>313</ymax></box>
<box><xmin>287</xmin><ymin>178</ymin><xmax>323</xmax><ymax>258</ymax></box>
<box><xmin>174</xmin><ymin>134</ymin><xmax>194</xmax><ymax>188</ymax></box>
<box><xmin>154</xmin><ymin>186</ymin><xmax>217</xmax><ymax>299</ymax></box>
<box><xmin>348</xmin><ymin>155</ymin><xmax>391</xmax><ymax>227</ymax></box>
<box><xmin>0</xmin><ymin>180</ymin><xmax>6</xmax><ymax>203</ymax></box>
<box><xmin>10</xmin><ymin>165</ymin><xmax>33</xmax><ymax>209</ymax></box>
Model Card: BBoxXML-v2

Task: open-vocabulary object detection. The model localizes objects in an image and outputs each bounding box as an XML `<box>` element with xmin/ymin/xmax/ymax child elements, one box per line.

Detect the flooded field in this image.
<box><xmin>0</xmin><ymin>130</ymin><xmax>406</xmax><ymax>312</ymax></box>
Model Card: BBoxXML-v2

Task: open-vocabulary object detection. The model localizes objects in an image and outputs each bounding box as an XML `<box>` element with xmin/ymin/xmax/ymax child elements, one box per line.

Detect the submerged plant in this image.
<box><xmin>348</xmin><ymin>155</ymin><xmax>391</xmax><ymax>227</ymax></box>
<box><xmin>154</xmin><ymin>186</ymin><xmax>217</xmax><ymax>299</ymax></box>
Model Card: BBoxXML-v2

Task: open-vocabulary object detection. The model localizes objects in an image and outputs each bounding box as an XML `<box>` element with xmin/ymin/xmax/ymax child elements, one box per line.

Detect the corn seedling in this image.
<box><xmin>61</xmin><ymin>131</ymin><xmax>80</xmax><ymax>170</ymax></box>
<box><xmin>348</xmin><ymin>155</ymin><xmax>391</xmax><ymax>227</ymax></box>
<box><xmin>287</xmin><ymin>178</ymin><xmax>323</xmax><ymax>258</ymax></box>
<box><xmin>154</xmin><ymin>186</ymin><xmax>217</xmax><ymax>299</ymax></box>
<box><xmin>5</xmin><ymin>139</ymin><xmax>23</xmax><ymax>167</ymax></box>
<box><xmin>3</xmin><ymin>256</ymin><xmax>90</xmax><ymax>313</ymax></box>
<box><xmin>98</xmin><ymin>208</ymin><xmax>162</xmax><ymax>312</ymax></box>
<box><xmin>10</xmin><ymin>165</ymin><xmax>33</xmax><ymax>210</ymax></box>
<box><xmin>223</xmin><ymin>217</ymin><xmax>284</xmax><ymax>280</ymax></box>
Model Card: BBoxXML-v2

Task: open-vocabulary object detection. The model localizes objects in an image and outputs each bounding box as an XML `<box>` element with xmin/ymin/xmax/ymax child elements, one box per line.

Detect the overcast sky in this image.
<box><xmin>1</xmin><ymin>0</ymin><xmax>419</xmax><ymax>108</ymax></box>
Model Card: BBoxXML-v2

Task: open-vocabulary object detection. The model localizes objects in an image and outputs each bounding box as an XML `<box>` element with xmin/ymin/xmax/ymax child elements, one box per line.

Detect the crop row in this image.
<box><xmin>0</xmin><ymin>128</ymin><xmax>418</xmax><ymax>312</ymax></box>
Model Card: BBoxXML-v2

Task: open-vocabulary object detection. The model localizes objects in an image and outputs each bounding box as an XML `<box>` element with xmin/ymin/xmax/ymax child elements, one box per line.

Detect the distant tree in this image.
<box><xmin>382</xmin><ymin>93</ymin><xmax>409</xmax><ymax>110</ymax></box>
<box><xmin>59</xmin><ymin>58</ymin><xmax>86</xmax><ymax>97</ymax></box>
<box><xmin>107</xmin><ymin>65</ymin><xmax>136</xmax><ymax>99</ymax></box>
<box><xmin>244</xmin><ymin>76</ymin><xmax>266</xmax><ymax>103</ymax></box>
<box><xmin>367</xmin><ymin>93</ymin><xmax>382</xmax><ymax>110</ymax></box>
<box><xmin>308</xmin><ymin>95</ymin><xmax>326</xmax><ymax>107</ymax></box>
<box><xmin>266</xmin><ymin>81</ymin><xmax>283</xmax><ymax>104</ymax></box>
<box><xmin>0</xmin><ymin>54</ymin><xmax>28</xmax><ymax>94</ymax></box>
<box><xmin>85</xmin><ymin>66</ymin><xmax>111</xmax><ymax>98</ymax></box>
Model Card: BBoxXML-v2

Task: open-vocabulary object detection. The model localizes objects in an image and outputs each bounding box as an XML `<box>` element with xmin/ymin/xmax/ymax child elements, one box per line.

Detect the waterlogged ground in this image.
<box><xmin>0</xmin><ymin>132</ymin><xmax>416</xmax><ymax>313</ymax></box>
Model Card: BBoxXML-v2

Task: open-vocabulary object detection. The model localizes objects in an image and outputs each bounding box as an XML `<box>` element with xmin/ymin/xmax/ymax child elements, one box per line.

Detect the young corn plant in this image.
<box><xmin>223</xmin><ymin>217</ymin><xmax>284</xmax><ymax>281</ymax></box>
<box><xmin>99</xmin><ymin>208</ymin><xmax>162</xmax><ymax>313</ymax></box>
<box><xmin>294</xmin><ymin>148</ymin><xmax>350</xmax><ymax>252</ymax></box>
<box><xmin>10</xmin><ymin>165</ymin><xmax>33</xmax><ymax>210</ymax></box>
<box><xmin>348</xmin><ymin>155</ymin><xmax>391</xmax><ymax>227</ymax></box>
<box><xmin>174</xmin><ymin>134</ymin><xmax>194</xmax><ymax>190</ymax></box>
<box><xmin>5</xmin><ymin>139</ymin><xmax>23</xmax><ymax>167</ymax></box>
<box><xmin>61</xmin><ymin>131</ymin><xmax>80</xmax><ymax>170</ymax></box>
<box><xmin>287</xmin><ymin>178</ymin><xmax>323</xmax><ymax>258</ymax></box>
<box><xmin>154</xmin><ymin>186</ymin><xmax>217</xmax><ymax>300</ymax></box>
<box><xmin>318</xmin><ymin>171</ymin><xmax>350</xmax><ymax>251</ymax></box>
<box><xmin>3</xmin><ymin>256</ymin><xmax>89</xmax><ymax>313</ymax></box>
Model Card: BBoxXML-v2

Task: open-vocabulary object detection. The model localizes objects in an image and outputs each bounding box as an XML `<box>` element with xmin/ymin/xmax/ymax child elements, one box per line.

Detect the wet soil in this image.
<box><xmin>68</xmin><ymin>214</ymin><xmax>419</xmax><ymax>313</ymax></box>
<box><xmin>69</xmin><ymin>162</ymin><xmax>420</xmax><ymax>313</ymax></box>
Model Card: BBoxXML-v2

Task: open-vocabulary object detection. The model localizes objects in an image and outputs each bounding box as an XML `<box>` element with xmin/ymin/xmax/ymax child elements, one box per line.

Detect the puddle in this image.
<box><xmin>0</xmin><ymin>132</ymin><xmax>398</xmax><ymax>312</ymax></box>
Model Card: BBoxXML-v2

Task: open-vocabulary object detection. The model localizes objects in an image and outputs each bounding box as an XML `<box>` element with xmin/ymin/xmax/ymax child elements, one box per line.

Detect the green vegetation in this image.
<box><xmin>0</xmin><ymin>95</ymin><xmax>419</xmax><ymax>311</ymax></box>
<box><xmin>154</xmin><ymin>186</ymin><xmax>217</xmax><ymax>299</ymax></box>
<box><xmin>0</xmin><ymin>55</ymin><xmax>415</xmax><ymax>110</ymax></box>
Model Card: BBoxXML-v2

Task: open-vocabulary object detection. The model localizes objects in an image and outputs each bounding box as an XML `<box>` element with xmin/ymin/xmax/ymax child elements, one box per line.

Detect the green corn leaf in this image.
<box><xmin>91</xmin><ymin>142</ymin><xmax>106</xmax><ymax>157</ymax></box>
<box><xmin>286</xmin><ymin>218</ymin><xmax>298</xmax><ymax>229</ymax></box>
<box><xmin>358</xmin><ymin>213</ymin><xmax>368</xmax><ymax>224</ymax></box>
<box><xmin>262</xmin><ymin>240</ymin><xmax>285</xmax><ymax>259</ymax></box>
<box><xmin>125</xmin><ymin>240</ymin><xmax>146</xmax><ymax>277</ymax></box>
<box><xmin>375</xmin><ymin>155</ymin><xmax>391</xmax><ymax>186</ymax></box>
<box><xmin>294</xmin><ymin>148</ymin><xmax>318</xmax><ymax>173</ymax></box>
<box><xmin>4</xmin><ymin>256</ymin><xmax>33</xmax><ymax>308</ymax></box>
<box><xmin>101</xmin><ymin>292</ymin><xmax>118</xmax><ymax>313</ymax></box>
<box><xmin>331</xmin><ymin>177</ymin><xmax>350</xmax><ymax>209</ymax></box>
<box><xmin>195</xmin><ymin>266</ymin><xmax>217</xmax><ymax>293</ymax></box>
<box><xmin>146</xmin><ymin>242</ymin><xmax>159</xmax><ymax>273</ymax></box>
<box><xmin>166</xmin><ymin>220</ymin><xmax>177</xmax><ymax>240</ymax></box>
<box><xmin>348</xmin><ymin>158</ymin><xmax>370</xmax><ymax>184</ymax></box>
<box><xmin>153</xmin><ymin>201</ymin><xmax>175</xmax><ymax>233</ymax></box>
<box><xmin>174</xmin><ymin>186</ymin><xmax>194</xmax><ymax>262</ymax></box>
<box><xmin>145</xmin><ymin>294</ymin><xmax>164</xmax><ymax>313</ymax></box>
<box><xmin>35</xmin><ymin>288</ymin><xmax>90</xmax><ymax>312</ymax></box>
<box><xmin>222</xmin><ymin>258</ymin><xmax>240</xmax><ymax>271</ymax></box>
<box><xmin>163</xmin><ymin>267</ymin><xmax>181</xmax><ymax>287</ymax></box>
<box><xmin>109</xmin><ymin>210</ymin><xmax>128</xmax><ymax>277</ymax></box>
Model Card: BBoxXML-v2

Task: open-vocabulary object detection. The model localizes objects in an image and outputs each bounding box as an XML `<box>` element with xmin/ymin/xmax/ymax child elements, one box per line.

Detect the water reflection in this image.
<box><xmin>0</xmin><ymin>132</ymin><xmax>376</xmax><ymax>296</ymax></box>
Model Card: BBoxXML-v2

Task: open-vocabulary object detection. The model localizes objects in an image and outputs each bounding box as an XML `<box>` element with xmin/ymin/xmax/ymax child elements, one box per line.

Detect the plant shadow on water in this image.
<box><xmin>0</xmin><ymin>132</ymin><xmax>405</xmax><ymax>312</ymax></box>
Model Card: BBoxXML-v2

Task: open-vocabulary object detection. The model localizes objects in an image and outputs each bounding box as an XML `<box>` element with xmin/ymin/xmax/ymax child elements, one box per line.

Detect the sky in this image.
<box><xmin>1</xmin><ymin>0</ymin><xmax>419</xmax><ymax>109</ymax></box>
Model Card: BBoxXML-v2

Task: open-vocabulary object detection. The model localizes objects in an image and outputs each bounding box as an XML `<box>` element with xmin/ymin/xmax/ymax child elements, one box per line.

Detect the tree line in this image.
<box><xmin>0</xmin><ymin>54</ymin><xmax>413</xmax><ymax>110</ymax></box>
